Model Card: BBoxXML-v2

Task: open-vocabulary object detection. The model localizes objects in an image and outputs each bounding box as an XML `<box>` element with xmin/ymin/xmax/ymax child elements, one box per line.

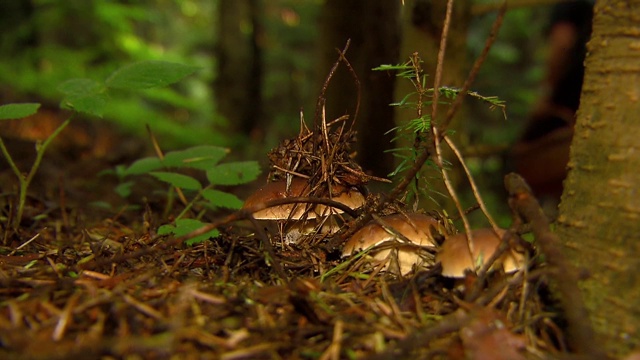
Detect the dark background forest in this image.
<box><xmin>0</xmin><ymin>0</ymin><xmax>560</xmax><ymax>214</ymax></box>
<box><xmin>5</xmin><ymin>1</ymin><xmax>640</xmax><ymax>359</ymax></box>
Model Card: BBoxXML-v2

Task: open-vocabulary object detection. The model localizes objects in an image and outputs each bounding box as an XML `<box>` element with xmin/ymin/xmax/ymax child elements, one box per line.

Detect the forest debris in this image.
<box><xmin>505</xmin><ymin>172</ymin><xmax>606</xmax><ymax>358</ymax></box>
<box><xmin>458</xmin><ymin>306</ymin><xmax>527</xmax><ymax>360</ymax></box>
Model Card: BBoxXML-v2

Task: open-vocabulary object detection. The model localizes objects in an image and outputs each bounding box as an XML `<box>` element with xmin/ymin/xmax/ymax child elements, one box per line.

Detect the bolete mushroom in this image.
<box><xmin>243</xmin><ymin>177</ymin><xmax>365</xmax><ymax>242</ymax></box>
<box><xmin>436</xmin><ymin>228</ymin><xmax>526</xmax><ymax>278</ymax></box>
<box><xmin>342</xmin><ymin>213</ymin><xmax>446</xmax><ymax>275</ymax></box>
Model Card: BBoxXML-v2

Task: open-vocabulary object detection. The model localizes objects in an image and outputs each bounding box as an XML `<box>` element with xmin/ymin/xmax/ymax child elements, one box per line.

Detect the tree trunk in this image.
<box><xmin>215</xmin><ymin>0</ymin><xmax>263</xmax><ymax>136</ymax></box>
<box><xmin>316</xmin><ymin>0</ymin><xmax>401</xmax><ymax>178</ymax></box>
<box><xmin>556</xmin><ymin>0</ymin><xmax>640</xmax><ymax>356</ymax></box>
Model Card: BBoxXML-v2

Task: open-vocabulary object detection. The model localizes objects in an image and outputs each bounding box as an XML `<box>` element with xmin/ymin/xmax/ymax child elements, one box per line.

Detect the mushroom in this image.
<box><xmin>342</xmin><ymin>213</ymin><xmax>446</xmax><ymax>275</ymax></box>
<box><xmin>435</xmin><ymin>228</ymin><xmax>526</xmax><ymax>278</ymax></box>
<box><xmin>243</xmin><ymin>178</ymin><xmax>365</xmax><ymax>242</ymax></box>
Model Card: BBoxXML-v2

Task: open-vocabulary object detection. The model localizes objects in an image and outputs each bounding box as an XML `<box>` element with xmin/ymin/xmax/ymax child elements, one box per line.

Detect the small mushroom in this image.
<box><xmin>436</xmin><ymin>228</ymin><xmax>525</xmax><ymax>278</ymax></box>
<box><xmin>342</xmin><ymin>213</ymin><xmax>445</xmax><ymax>275</ymax></box>
<box><xmin>243</xmin><ymin>178</ymin><xmax>365</xmax><ymax>242</ymax></box>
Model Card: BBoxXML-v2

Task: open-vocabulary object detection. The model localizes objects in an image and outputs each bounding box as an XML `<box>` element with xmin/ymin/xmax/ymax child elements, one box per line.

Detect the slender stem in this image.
<box><xmin>0</xmin><ymin>137</ymin><xmax>24</xmax><ymax>180</ymax></box>
<box><xmin>433</xmin><ymin>127</ymin><xmax>474</xmax><ymax>261</ymax></box>
<box><xmin>25</xmin><ymin>118</ymin><xmax>71</xmax><ymax>186</ymax></box>
<box><xmin>13</xmin><ymin>118</ymin><xmax>71</xmax><ymax>229</ymax></box>
<box><xmin>438</xmin><ymin>2</ymin><xmax>506</xmax><ymax>135</ymax></box>
<box><xmin>175</xmin><ymin>184</ymin><xmax>213</xmax><ymax>221</ymax></box>
<box><xmin>430</xmin><ymin>0</ymin><xmax>454</xmax><ymax>126</ymax></box>
<box><xmin>444</xmin><ymin>135</ymin><xmax>499</xmax><ymax>231</ymax></box>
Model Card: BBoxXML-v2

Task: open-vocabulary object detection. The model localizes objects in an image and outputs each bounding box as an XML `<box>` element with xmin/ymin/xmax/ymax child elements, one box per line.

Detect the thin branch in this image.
<box><xmin>336</xmin><ymin>49</ymin><xmax>361</xmax><ymax>133</ymax></box>
<box><xmin>146</xmin><ymin>124</ymin><xmax>189</xmax><ymax>207</ymax></box>
<box><xmin>444</xmin><ymin>135</ymin><xmax>499</xmax><ymax>231</ymax></box>
<box><xmin>438</xmin><ymin>2</ymin><xmax>506</xmax><ymax>134</ymax></box>
<box><xmin>315</xmin><ymin>40</ymin><xmax>351</xmax><ymax>134</ymax></box>
<box><xmin>504</xmin><ymin>173</ymin><xmax>606</xmax><ymax>357</ymax></box>
<box><xmin>433</xmin><ymin>126</ymin><xmax>474</xmax><ymax>260</ymax></box>
<box><xmin>430</xmin><ymin>0</ymin><xmax>454</xmax><ymax>126</ymax></box>
<box><xmin>247</xmin><ymin>214</ymin><xmax>288</xmax><ymax>283</ymax></box>
<box><xmin>384</xmin><ymin>0</ymin><xmax>456</xmax><ymax>206</ymax></box>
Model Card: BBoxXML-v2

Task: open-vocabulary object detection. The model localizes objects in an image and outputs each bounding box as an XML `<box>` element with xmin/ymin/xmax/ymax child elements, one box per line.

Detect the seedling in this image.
<box><xmin>119</xmin><ymin>145</ymin><xmax>261</xmax><ymax>245</ymax></box>
<box><xmin>1</xmin><ymin>60</ymin><xmax>200</xmax><ymax>231</ymax></box>
<box><xmin>0</xmin><ymin>103</ymin><xmax>67</xmax><ymax>230</ymax></box>
<box><xmin>373</xmin><ymin>55</ymin><xmax>505</xmax><ymax>206</ymax></box>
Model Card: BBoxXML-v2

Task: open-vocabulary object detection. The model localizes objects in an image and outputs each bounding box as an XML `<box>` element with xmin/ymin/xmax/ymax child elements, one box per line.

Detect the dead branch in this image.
<box><xmin>438</xmin><ymin>2</ymin><xmax>506</xmax><ymax>135</ymax></box>
<box><xmin>504</xmin><ymin>173</ymin><xmax>607</xmax><ymax>358</ymax></box>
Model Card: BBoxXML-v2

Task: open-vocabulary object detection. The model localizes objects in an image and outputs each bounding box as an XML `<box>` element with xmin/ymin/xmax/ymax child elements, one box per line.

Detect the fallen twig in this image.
<box><xmin>504</xmin><ymin>173</ymin><xmax>607</xmax><ymax>358</ymax></box>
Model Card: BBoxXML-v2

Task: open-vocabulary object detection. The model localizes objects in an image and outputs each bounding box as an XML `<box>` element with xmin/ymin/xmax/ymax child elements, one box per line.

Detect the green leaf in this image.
<box><xmin>58</xmin><ymin>78</ymin><xmax>107</xmax><ymax>117</ymax></box>
<box><xmin>150</xmin><ymin>171</ymin><xmax>202</xmax><ymax>190</ymax></box>
<box><xmin>58</xmin><ymin>78</ymin><xmax>104</xmax><ymax>95</ymax></box>
<box><xmin>61</xmin><ymin>93</ymin><xmax>107</xmax><ymax>117</ymax></box>
<box><xmin>206</xmin><ymin>161</ymin><xmax>260</xmax><ymax>186</ymax></box>
<box><xmin>0</xmin><ymin>103</ymin><xmax>41</xmax><ymax>120</ymax></box>
<box><xmin>372</xmin><ymin>64</ymin><xmax>412</xmax><ymax>71</ymax></box>
<box><xmin>202</xmin><ymin>189</ymin><xmax>244</xmax><ymax>209</ymax></box>
<box><xmin>158</xmin><ymin>218</ymin><xmax>219</xmax><ymax>246</ymax></box>
<box><xmin>115</xmin><ymin>181</ymin><xmax>134</xmax><ymax>198</ymax></box>
<box><xmin>105</xmin><ymin>61</ymin><xmax>200</xmax><ymax>90</ymax></box>
<box><xmin>125</xmin><ymin>157</ymin><xmax>164</xmax><ymax>175</ymax></box>
<box><xmin>163</xmin><ymin>146</ymin><xmax>229</xmax><ymax>170</ymax></box>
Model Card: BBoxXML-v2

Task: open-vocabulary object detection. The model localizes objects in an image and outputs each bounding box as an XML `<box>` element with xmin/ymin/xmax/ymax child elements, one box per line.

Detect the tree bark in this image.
<box><xmin>316</xmin><ymin>0</ymin><xmax>401</xmax><ymax>178</ymax></box>
<box><xmin>556</xmin><ymin>0</ymin><xmax>640</xmax><ymax>356</ymax></box>
<box><xmin>215</xmin><ymin>0</ymin><xmax>263</xmax><ymax>136</ymax></box>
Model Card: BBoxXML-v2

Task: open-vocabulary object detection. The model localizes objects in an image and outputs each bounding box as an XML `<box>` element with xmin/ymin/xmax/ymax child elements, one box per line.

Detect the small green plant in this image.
<box><xmin>373</xmin><ymin>54</ymin><xmax>505</xmax><ymax>205</ymax></box>
<box><xmin>116</xmin><ymin>145</ymin><xmax>261</xmax><ymax>245</ymax></box>
<box><xmin>0</xmin><ymin>60</ymin><xmax>200</xmax><ymax>230</ymax></box>
<box><xmin>0</xmin><ymin>103</ymin><xmax>67</xmax><ymax>229</ymax></box>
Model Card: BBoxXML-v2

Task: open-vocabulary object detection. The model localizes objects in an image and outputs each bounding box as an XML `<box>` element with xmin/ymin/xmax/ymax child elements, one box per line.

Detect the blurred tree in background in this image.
<box><xmin>0</xmin><ymin>0</ymin><xmax>221</xmax><ymax>147</ymax></box>
<box><xmin>317</xmin><ymin>0</ymin><xmax>400</xmax><ymax>178</ymax></box>
<box><xmin>0</xmin><ymin>0</ymin><xmax>553</xmax><ymax>176</ymax></box>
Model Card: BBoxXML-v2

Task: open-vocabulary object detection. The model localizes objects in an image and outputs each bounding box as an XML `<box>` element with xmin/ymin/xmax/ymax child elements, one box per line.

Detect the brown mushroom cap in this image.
<box><xmin>436</xmin><ymin>228</ymin><xmax>525</xmax><ymax>278</ymax></box>
<box><xmin>342</xmin><ymin>213</ymin><xmax>445</xmax><ymax>274</ymax></box>
<box><xmin>243</xmin><ymin>178</ymin><xmax>365</xmax><ymax>220</ymax></box>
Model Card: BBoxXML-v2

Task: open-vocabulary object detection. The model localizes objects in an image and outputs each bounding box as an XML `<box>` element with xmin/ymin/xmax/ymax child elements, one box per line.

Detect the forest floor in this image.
<box><xmin>0</xmin><ymin>120</ymin><xmax>567</xmax><ymax>360</ymax></box>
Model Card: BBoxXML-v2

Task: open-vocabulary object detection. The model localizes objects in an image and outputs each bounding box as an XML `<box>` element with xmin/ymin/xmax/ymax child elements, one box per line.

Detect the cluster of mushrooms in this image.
<box><xmin>241</xmin><ymin>103</ymin><xmax>525</xmax><ymax>278</ymax></box>
<box><xmin>243</xmin><ymin>176</ymin><xmax>526</xmax><ymax>278</ymax></box>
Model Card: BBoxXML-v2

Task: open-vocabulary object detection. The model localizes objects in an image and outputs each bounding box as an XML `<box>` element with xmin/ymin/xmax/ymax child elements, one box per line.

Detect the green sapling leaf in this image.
<box><xmin>163</xmin><ymin>145</ymin><xmax>229</xmax><ymax>170</ymax></box>
<box><xmin>0</xmin><ymin>103</ymin><xmax>41</xmax><ymax>120</ymax></box>
<box><xmin>58</xmin><ymin>79</ymin><xmax>107</xmax><ymax>117</ymax></box>
<box><xmin>158</xmin><ymin>218</ymin><xmax>219</xmax><ymax>246</ymax></box>
<box><xmin>150</xmin><ymin>171</ymin><xmax>202</xmax><ymax>190</ymax></box>
<box><xmin>206</xmin><ymin>161</ymin><xmax>261</xmax><ymax>186</ymax></box>
<box><xmin>115</xmin><ymin>181</ymin><xmax>134</xmax><ymax>198</ymax></box>
<box><xmin>202</xmin><ymin>189</ymin><xmax>244</xmax><ymax>209</ymax></box>
<box><xmin>124</xmin><ymin>157</ymin><xmax>164</xmax><ymax>176</ymax></box>
<box><xmin>105</xmin><ymin>60</ymin><xmax>200</xmax><ymax>90</ymax></box>
<box><xmin>60</xmin><ymin>93</ymin><xmax>108</xmax><ymax>117</ymax></box>
<box><xmin>58</xmin><ymin>78</ymin><xmax>104</xmax><ymax>95</ymax></box>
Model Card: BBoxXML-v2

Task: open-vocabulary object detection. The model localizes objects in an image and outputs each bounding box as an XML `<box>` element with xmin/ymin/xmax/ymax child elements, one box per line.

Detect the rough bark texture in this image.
<box><xmin>556</xmin><ymin>0</ymin><xmax>640</xmax><ymax>356</ymax></box>
<box><xmin>215</xmin><ymin>0</ymin><xmax>263</xmax><ymax>135</ymax></box>
<box><xmin>316</xmin><ymin>0</ymin><xmax>401</xmax><ymax>178</ymax></box>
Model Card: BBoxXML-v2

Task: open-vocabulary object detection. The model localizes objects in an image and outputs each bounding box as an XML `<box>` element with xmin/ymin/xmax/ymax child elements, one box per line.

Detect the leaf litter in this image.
<box><xmin>0</xmin><ymin>33</ymin><xmax>586</xmax><ymax>360</ymax></box>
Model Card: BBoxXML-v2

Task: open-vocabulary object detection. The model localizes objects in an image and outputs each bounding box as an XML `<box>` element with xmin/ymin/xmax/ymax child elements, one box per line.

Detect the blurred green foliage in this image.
<box><xmin>0</xmin><ymin>0</ymin><xmax>552</xmax><ymax>156</ymax></box>
<box><xmin>469</xmin><ymin>4</ymin><xmax>551</xmax><ymax>144</ymax></box>
<box><xmin>0</xmin><ymin>0</ymin><xmax>222</xmax><ymax>147</ymax></box>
